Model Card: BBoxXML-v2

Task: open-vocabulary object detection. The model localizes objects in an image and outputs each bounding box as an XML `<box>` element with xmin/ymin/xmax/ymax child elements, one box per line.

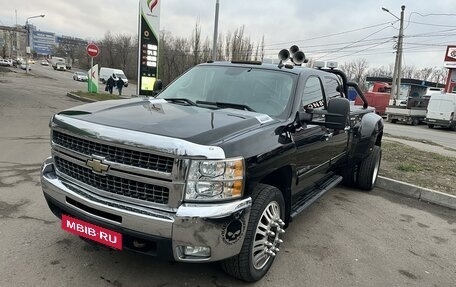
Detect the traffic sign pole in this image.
<box><xmin>90</xmin><ymin>57</ymin><xmax>94</xmax><ymax>92</ymax></box>
<box><xmin>86</xmin><ymin>43</ymin><xmax>100</xmax><ymax>93</ymax></box>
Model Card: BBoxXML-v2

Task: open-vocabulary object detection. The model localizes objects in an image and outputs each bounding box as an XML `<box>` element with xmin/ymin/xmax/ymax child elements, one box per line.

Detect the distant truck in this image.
<box><xmin>386</xmin><ymin>82</ymin><xmax>443</xmax><ymax>126</ymax></box>
<box><xmin>99</xmin><ymin>67</ymin><xmax>129</xmax><ymax>87</ymax></box>
<box><xmin>357</xmin><ymin>77</ymin><xmax>444</xmax><ymax>125</ymax></box>
<box><xmin>424</xmin><ymin>93</ymin><xmax>456</xmax><ymax>130</ymax></box>
<box><xmin>51</xmin><ymin>57</ymin><xmax>65</xmax><ymax>70</ymax></box>
<box><xmin>355</xmin><ymin>80</ymin><xmax>391</xmax><ymax>116</ymax></box>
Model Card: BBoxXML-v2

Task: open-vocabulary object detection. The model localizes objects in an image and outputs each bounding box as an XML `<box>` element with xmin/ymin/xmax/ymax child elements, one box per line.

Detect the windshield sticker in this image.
<box><xmin>255</xmin><ymin>114</ymin><xmax>274</xmax><ymax>124</ymax></box>
<box><xmin>224</xmin><ymin>109</ymin><xmax>274</xmax><ymax>124</ymax></box>
<box><xmin>148</xmin><ymin>98</ymin><xmax>167</xmax><ymax>104</ymax></box>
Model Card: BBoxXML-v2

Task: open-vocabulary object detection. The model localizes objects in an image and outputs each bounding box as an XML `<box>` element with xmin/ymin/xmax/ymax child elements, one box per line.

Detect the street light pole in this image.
<box><xmin>25</xmin><ymin>14</ymin><xmax>45</xmax><ymax>74</ymax></box>
<box><xmin>212</xmin><ymin>0</ymin><xmax>220</xmax><ymax>61</ymax></box>
<box><xmin>383</xmin><ymin>6</ymin><xmax>405</xmax><ymax>104</ymax></box>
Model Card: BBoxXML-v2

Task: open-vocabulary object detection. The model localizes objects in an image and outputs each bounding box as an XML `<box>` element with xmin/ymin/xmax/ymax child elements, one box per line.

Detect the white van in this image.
<box><xmin>424</xmin><ymin>93</ymin><xmax>456</xmax><ymax>130</ymax></box>
<box><xmin>99</xmin><ymin>67</ymin><xmax>129</xmax><ymax>87</ymax></box>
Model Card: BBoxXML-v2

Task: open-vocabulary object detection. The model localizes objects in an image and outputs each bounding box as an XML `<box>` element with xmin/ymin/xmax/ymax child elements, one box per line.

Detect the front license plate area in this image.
<box><xmin>62</xmin><ymin>214</ymin><xmax>122</xmax><ymax>250</ymax></box>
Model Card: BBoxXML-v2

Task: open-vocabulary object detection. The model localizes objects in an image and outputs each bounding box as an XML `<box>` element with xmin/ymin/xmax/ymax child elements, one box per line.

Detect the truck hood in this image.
<box><xmin>58</xmin><ymin>98</ymin><xmax>277</xmax><ymax>145</ymax></box>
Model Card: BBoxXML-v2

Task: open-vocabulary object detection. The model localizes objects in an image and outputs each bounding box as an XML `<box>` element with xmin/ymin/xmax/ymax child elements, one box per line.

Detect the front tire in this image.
<box><xmin>221</xmin><ymin>184</ymin><xmax>285</xmax><ymax>282</ymax></box>
<box><xmin>428</xmin><ymin>124</ymin><xmax>434</xmax><ymax>129</ymax></box>
<box><xmin>357</xmin><ymin>145</ymin><xmax>381</xmax><ymax>190</ymax></box>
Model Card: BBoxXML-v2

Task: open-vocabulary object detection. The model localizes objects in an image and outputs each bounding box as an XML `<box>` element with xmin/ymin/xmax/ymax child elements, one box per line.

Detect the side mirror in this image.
<box><xmin>326</xmin><ymin>98</ymin><xmax>350</xmax><ymax>130</ymax></box>
<box><xmin>152</xmin><ymin>79</ymin><xmax>163</xmax><ymax>96</ymax></box>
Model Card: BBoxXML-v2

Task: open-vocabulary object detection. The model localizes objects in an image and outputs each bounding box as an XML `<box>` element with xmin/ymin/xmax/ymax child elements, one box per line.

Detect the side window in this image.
<box><xmin>301</xmin><ymin>76</ymin><xmax>325</xmax><ymax>111</ymax></box>
<box><xmin>324</xmin><ymin>75</ymin><xmax>342</xmax><ymax>99</ymax></box>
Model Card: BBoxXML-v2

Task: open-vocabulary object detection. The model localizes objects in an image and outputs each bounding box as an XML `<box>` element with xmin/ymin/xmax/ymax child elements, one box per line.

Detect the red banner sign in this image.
<box><xmin>62</xmin><ymin>215</ymin><xmax>122</xmax><ymax>250</ymax></box>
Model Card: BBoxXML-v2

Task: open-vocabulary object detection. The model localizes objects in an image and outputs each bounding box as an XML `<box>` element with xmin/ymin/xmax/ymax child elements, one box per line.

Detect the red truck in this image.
<box><xmin>354</xmin><ymin>81</ymin><xmax>391</xmax><ymax>116</ymax></box>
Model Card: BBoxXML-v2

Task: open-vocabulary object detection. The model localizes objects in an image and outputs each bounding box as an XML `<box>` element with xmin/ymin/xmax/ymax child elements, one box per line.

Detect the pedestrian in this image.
<box><xmin>106</xmin><ymin>76</ymin><xmax>115</xmax><ymax>94</ymax></box>
<box><xmin>116</xmin><ymin>75</ymin><xmax>125</xmax><ymax>96</ymax></box>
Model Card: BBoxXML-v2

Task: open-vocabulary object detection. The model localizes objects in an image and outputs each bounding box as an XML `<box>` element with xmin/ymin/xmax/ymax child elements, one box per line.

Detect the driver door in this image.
<box><xmin>291</xmin><ymin>75</ymin><xmax>347</xmax><ymax>195</ymax></box>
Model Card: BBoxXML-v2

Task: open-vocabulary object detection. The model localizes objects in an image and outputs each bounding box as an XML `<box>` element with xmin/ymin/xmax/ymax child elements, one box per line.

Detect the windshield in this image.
<box><xmin>115</xmin><ymin>73</ymin><xmax>126</xmax><ymax>79</ymax></box>
<box><xmin>158</xmin><ymin>65</ymin><xmax>296</xmax><ymax>117</ymax></box>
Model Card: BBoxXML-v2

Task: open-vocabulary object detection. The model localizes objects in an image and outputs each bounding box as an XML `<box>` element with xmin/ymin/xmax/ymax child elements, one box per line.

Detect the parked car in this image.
<box><xmin>41</xmin><ymin>60</ymin><xmax>49</xmax><ymax>66</ymax></box>
<box><xmin>55</xmin><ymin>62</ymin><xmax>66</xmax><ymax>71</ymax></box>
<box><xmin>0</xmin><ymin>58</ymin><xmax>13</xmax><ymax>67</ymax></box>
<box><xmin>40</xmin><ymin>49</ymin><xmax>383</xmax><ymax>282</ymax></box>
<box><xmin>20</xmin><ymin>63</ymin><xmax>31</xmax><ymax>71</ymax></box>
<box><xmin>73</xmin><ymin>72</ymin><xmax>88</xmax><ymax>82</ymax></box>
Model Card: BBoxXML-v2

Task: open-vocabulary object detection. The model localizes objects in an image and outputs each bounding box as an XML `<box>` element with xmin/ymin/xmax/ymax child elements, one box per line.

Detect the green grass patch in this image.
<box><xmin>72</xmin><ymin>91</ymin><xmax>122</xmax><ymax>101</ymax></box>
<box><xmin>395</xmin><ymin>163</ymin><xmax>422</xmax><ymax>172</ymax></box>
<box><xmin>380</xmin><ymin>141</ymin><xmax>456</xmax><ymax>195</ymax></box>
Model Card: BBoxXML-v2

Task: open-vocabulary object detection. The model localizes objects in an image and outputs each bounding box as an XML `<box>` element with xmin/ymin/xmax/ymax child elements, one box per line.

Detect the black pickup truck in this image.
<box><xmin>41</xmin><ymin>51</ymin><xmax>383</xmax><ymax>282</ymax></box>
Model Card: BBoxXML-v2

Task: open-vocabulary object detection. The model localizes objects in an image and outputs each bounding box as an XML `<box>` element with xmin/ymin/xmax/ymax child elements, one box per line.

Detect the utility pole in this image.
<box><xmin>395</xmin><ymin>5</ymin><xmax>406</xmax><ymax>104</ymax></box>
<box><xmin>388</xmin><ymin>5</ymin><xmax>405</xmax><ymax>105</ymax></box>
<box><xmin>212</xmin><ymin>0</ymin><xmax>220</xmax><ymax>61</ymax></box>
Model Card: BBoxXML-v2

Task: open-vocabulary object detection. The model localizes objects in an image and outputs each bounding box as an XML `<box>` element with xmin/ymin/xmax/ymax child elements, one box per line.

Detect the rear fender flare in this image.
<box><xmin>351</xmin><ymin>113</ymin><xmax>383</xmax><ymax>161</ymax></box>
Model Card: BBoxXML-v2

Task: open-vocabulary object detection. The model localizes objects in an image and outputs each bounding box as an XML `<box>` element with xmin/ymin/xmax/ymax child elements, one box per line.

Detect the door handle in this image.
<box><xmin>323</xmin><ymin>132</ymin><xmax>333</xmax><ymax>141</ymax></box>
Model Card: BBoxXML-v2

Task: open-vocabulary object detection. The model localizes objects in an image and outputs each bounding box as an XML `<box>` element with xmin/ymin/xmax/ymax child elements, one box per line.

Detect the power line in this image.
<box><xmin>262</xmin><ymin>36</ymin><xmax>393</xmax><ymax>51</ymax></box>
<box><xmin>408</xmin><ymin>20</ymin><xmax>456</xmax><ymax>28</ymax></box>
<box><xmin>405</xmin><ymin>12</ymin><xmax>456</xmax><ymax>29</ymax></box>
<box><xmin>315</xmin><ymin>24</ymin><xmax>394</xmax><ymax>60</ymax></box>
<box><xmin>260</xmin><ymin>30</ymin><xmax>456</xmax><ymax>54</ymax></box>
<box><xmin>264</xmin><ymin>21</ymin><xmax>397</xmax><ymax>47</ymax></box>
<box><xmin>331</xmin><ymin>40</ymin><xmax>392</xmax><ymax>60</ymax></box>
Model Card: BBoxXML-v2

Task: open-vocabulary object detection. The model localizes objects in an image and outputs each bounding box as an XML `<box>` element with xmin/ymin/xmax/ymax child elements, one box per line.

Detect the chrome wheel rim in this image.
<box><xmin>252</xmin><ymin>201</ymin><xmax>284</xmax><ymax>270</ymax></box>
<box><xmin>372</xmin><ymin>152</ymin><xmax>380</xmax><ymax>185</ymax></box>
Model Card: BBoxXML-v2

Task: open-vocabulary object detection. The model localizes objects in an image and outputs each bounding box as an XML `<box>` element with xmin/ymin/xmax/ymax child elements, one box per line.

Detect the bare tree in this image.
<box><xmin>101</xmin><ymin>31</ymin><xmax>116</xmax><ymax>67</ymax></box>
<box><xmin>430</xmin><ymin>67</ymin><xmax>448</xmax><ymax>84</ymax></box>
<box><xmin>114</xmin><ymin>33</ymin><xmax>133</xmax><ymax>72</ymax></box>
<box><xmin>368</xmin><ymin>65</ymin><xmax>393</xmax><ymax>77</ymax></box>
<box><xmin>191</xmin><ymin>20</ymin><xmax>201</xmax><ymax>65</ymax></box>
<box><xmin>401</xmin><ymin>65</ymin><xmax>416</xmax><ymax>79</ymax></box>
<box><xmin>230</xmin><ymin>26</ymin><xmax>253</xmax><ymax>61</ymax></box>
<box><xmin>340</xmin><ymin>59</ymin><xmax>369</xmax><ymax>90</ymax></box>
<box><xmin>418</xmin><ymin>67</ymin><xmax>433</xmax><ymax>81</ymax></box>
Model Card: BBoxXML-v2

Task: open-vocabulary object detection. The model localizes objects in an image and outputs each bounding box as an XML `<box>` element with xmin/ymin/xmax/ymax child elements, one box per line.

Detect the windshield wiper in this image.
<box><xmin>162</xmin><ymin>98</ymin><xmax>198</xmax><ymax>106</ymax></box>
<box><xmin>196</xmin><ymin>100</ymin><xmax>255</xmax><ymax>112</ymax></box>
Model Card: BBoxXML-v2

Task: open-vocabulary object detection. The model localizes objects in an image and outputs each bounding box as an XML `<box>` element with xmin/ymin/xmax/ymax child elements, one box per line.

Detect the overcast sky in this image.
<box><xmin>2</xmin><ymin>0</ymin><xmax>456</xmax><ymax>69</ymax></box>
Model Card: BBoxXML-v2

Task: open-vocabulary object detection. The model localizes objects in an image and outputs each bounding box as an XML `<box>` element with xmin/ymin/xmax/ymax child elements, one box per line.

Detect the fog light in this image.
<box><xmin>182</xmin><ymin>246</ymin><xmax>211</xmax><ymax>257</ymax></box>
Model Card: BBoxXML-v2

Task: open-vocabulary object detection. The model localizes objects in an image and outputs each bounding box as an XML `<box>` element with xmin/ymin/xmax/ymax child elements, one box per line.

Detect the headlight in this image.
<box><xmin>185</xmin><ymin>157</ymin><xmax>244</xmax><ymax>202</ymax></box>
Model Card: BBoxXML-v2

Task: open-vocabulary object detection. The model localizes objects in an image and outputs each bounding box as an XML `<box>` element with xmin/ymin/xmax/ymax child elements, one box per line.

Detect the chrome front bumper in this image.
<box><xmin>41</xmin><ymin>157</ymin><xmax>252</xmax><ymax>262</ymax></box>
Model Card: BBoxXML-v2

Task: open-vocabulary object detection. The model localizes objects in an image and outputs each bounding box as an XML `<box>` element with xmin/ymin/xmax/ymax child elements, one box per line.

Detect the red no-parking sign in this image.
<box><xmin>86</xmin><ymin>43</ymin><xmax>99</xmax><ymax>58</ymax></box>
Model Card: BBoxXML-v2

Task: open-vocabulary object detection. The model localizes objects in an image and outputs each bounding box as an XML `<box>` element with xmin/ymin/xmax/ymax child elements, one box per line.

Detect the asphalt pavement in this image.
<box><xmin>383</xmin><ymin>121</ymin><xmax>456</xmax><ymax>150</ymax></box>
<box><xmin>1</xmin><ymin>68</ymin><xmax>455</xmax><ymax>286</ymax></box>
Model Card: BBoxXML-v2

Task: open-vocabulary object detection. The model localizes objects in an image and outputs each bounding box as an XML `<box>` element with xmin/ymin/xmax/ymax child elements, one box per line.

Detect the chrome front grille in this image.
<box><xmin>53</xmin><ymin>130</ymin><xmax>174</xmax><ymax>173</ymax></box>
<box><xmin>54</xmin><ymin>156</ymin><xmax>169</xmax><ymax>204</ymax></box>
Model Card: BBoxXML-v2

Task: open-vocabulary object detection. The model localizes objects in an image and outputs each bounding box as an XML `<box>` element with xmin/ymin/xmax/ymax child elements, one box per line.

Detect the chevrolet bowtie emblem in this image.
<box><xmin>86</xmin><ymin>158</ymin><xmax>109</xmax><ymax>174</ymax></box>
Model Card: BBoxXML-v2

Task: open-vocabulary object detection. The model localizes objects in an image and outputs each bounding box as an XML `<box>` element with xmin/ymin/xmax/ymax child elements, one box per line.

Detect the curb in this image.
<box><xmin>66</xmin><ymin>92</ymin><xmax>97</xmax><ymax>103</ymax></box>
<box><xmin>376</xmin><ymin>176</ymin><xmax>456</xmax><ymax>210</ymax></box>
